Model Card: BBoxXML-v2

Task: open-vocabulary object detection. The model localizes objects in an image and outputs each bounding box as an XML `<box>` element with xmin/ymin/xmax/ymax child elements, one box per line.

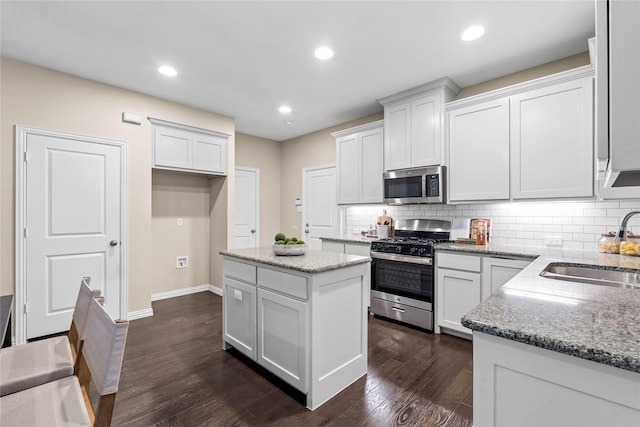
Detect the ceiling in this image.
<box><xmin>0</xmin><ymin>1</ymin><xmax>595</xmax><ymax>141</ymax></box>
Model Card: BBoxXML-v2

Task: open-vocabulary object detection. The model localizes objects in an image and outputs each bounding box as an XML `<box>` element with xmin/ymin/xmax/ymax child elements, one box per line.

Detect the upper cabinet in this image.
<box><xmin>332</xmin><ymin>120</ymin><xmax>384</xmax><ymax>204</ymax></box>
<box><xmin>448</xmin><ymin>98</ymin><xmax>510</xmax><ymax>201</ymax></box>
<box><xmin>149</xmin><ymin>117</ymin><xmax>230</xmax><ymax>176</ymax></box>
<box><xmin>447</xmin><ymin>67</ymin><xmax>594</xmax><ymax>202</ymax></box>
<box><xmin>379</xmin><ymin>78</ymin><xmax>460</xmax><ymax>171</ymax></box>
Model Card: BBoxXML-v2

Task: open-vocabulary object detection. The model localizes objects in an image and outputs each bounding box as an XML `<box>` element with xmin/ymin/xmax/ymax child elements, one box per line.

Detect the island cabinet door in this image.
<box><xmin>257</xmin><ymin>288</ymin><xmax>308</xmax><ymax>392</ymax></box>
<box><xmin>222</xmin><ymin>277</ymin><xmax>257</xmax><ymax>360</ymax></box>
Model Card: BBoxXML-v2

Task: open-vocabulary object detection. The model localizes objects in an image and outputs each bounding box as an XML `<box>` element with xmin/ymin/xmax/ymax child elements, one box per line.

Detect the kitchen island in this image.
<box><xmin>219</xmin><ymin>247</ymin><xmax>371</xmax><ymax>410</ymax></box>
<box><xmin>458</xmin><ymin>246</ymin><xmax>640</xmax><ymax>426</ymax></box>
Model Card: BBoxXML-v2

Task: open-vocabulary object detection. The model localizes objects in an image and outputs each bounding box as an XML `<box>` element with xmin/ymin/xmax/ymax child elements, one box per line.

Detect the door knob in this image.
<box><xmin>110</xmin><ymin>240</ymin><xmax>119</xmax><ymax>247</ymax></box>
<box><xmin>305</xmin><ymin>229</ymin><xmax>309</xmax><ymax>234</ymax></box>
<box><xmin>250</xmin><ymin>229</ymin><xmax>256</xmax><ymax>234</ymax></box>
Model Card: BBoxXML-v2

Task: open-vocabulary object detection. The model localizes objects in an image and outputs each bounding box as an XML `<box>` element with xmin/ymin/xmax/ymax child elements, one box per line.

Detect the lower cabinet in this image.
<box><xmin>481</xmin><ymin>256</ymin><xmax>532</xmax><ymax>297</ymax></box>
<box><xmin>222</xmin><ymin>277</ymin><xmax>257</xmax><ymax>360</ymax></box>
<box><xmin>436</xmin><ymin>251</ymin><xmax>533</xmax><ymax>337</ymax></box>
<box><xmin>321</xmin><ymin>240</ymin><xmax>371</xmax><ymax>256</ymax></box>
<box><xmin>222</xmin><ymin>256</ymin><xmax>369</xmax><ymax>410</ymax></box>
<box><xmin>436</xmin><ymin>253</ymin><xmax>481</xmax><ymax>336</ymax></box>
<box><xmin>474</xmin><ymin>332</ymin><xmax>640</xmax><ymax>426</ymax></box>
<box><xmin>257</xmin><ymin>288</ymin><xmax>308</xmax><ymax>392</ymax></box>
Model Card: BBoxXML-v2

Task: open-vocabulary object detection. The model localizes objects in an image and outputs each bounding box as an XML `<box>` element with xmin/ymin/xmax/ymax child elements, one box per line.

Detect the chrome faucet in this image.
<box><xmin>616</xmin><ymin>211</ymin><xmax>640</xmax><ymax>241</ymax></box>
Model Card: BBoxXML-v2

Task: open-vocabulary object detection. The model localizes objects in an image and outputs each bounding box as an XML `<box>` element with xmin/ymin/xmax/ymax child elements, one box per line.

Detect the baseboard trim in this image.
<box><xmin>128</xmin><ymin>285</ymin><xmax>222</xmax><ymax>321</ymax></box>
<box><xmin>128</xmin><ymin>308</ymin><xmax>154</xmax><ymax>321</ymax></box>
<box><xmin>152</xmin><ymin>284</ymin><xmax>221</xmax><ymax>301</ymax></box>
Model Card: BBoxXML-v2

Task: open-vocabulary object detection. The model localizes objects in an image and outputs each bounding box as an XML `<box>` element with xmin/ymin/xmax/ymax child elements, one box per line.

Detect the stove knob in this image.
<box><xmin>396</xmin><ymin>246</ymin><xmax>402</xmax><ymax>253</ymax></box>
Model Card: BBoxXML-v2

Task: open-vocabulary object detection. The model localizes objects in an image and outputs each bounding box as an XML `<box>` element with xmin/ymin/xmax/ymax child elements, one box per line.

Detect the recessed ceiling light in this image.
<box><xmin>461</xmin><ymin>26</ymin><xmax>485</xmax><ymax>41</ymax></box>
<box><xmin>158</xmin><ymin>65</ymin><xmax>177</xmax><ymax>76</ymax></box>
<box><xmin>314</xmin><ymin>46</ymin><xmax>334</xmax><ymax>60</ymax></box>
<box><xmin>278</xmin><ymin>105</ymin><xmax>292</xmax><ymax>113</ymax></box>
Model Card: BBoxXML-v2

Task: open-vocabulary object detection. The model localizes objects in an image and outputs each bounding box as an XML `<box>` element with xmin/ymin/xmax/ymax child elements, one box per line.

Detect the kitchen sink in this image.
<box><xmin>540</xmin><ymin>263</ymin><xmax>640</xmax><ymax>289</ymax></box>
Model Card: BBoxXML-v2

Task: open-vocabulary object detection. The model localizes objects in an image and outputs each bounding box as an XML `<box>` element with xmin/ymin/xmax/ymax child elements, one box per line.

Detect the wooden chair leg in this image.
<box><xmin>94</xmin><ymin>394</ymin><xmax>116</xmax><ymax>427</ymax></box>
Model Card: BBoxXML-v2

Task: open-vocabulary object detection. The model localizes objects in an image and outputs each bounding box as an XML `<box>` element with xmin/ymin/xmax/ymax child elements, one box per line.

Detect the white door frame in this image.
<box><xmin>15</xmin><ymin>126</ymin><xmax>128</xmax><ymax>344</ymax></box>
<box><xmin>234</xmin><ymin>166</ymin><xmax>260</xmax><ymax>248</ymax></box>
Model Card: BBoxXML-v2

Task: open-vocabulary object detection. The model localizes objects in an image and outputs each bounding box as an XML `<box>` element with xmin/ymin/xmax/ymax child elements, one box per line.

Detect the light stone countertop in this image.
<box><xmin>220</xmin><ymin>246</ymin><xmax>370</xmax><ymax>274</ymax></box>
<box><xmin>320</xmin><ymin>235</ymin><xmax>376</xmax><ymax>245</ymax></box>
<box><xmin>444</xmin><ymin>244</ymin><xmax>640</xmax><ymax>373</ymax></box>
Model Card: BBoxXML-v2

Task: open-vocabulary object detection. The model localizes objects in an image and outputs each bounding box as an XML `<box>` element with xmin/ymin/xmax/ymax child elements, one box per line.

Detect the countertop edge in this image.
<box><xmin>460</xmin><ymin>315</ymin><xmax>640</xmax><ymax>373</ymax></box>
<box><xmin>220</xmin><ymin>250</ymin><xmax>371</xmax><ymax>274</ymax></box>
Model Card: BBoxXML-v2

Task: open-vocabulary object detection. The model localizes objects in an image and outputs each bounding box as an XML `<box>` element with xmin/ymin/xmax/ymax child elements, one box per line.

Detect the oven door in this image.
<box><xmin>371</xmin><ymin>253</ymin><xmax>433</xmax><ymax>304</ymax></box>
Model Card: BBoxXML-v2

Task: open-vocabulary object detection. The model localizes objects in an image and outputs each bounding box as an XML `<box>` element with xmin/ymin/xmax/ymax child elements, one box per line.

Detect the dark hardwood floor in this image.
<box><xmin>112</xmin><ymin>292</ymin><xmax>473</xmax><ymax>427</ymax></box>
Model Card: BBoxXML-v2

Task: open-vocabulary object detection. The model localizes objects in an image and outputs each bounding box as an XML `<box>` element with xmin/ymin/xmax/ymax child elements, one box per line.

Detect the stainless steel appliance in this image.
<box><xmin>383</xmin><ymin>166</ymin><xmax>446</xmax><ymax>205</ymax></box>
<box><xmin>370</xmin><ymin>218</ymin><xmax>451</xmax><ymax>330</ymax></box>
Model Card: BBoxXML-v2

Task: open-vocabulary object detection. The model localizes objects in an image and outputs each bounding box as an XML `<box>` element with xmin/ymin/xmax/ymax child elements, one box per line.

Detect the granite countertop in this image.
<box><xmin>220</xmin><ymin>246</ymin><xmax>371</xmax><ymax>274</ymax></box>
<box><xmin>320</xmin><ymin>235</ymin><xmax>376</xmax><ymax>245</ymax></box>
<box><xmin>457</xmin><ymin>245</ymin><xmax>640</xmax><ymax>373</ymax></box>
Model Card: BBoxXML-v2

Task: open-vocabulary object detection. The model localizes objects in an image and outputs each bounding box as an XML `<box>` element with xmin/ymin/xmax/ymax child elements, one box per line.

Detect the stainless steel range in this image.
<box><xmin>370</xmin><ymin>218</ymin><xmax>451</xmax><ymax>330</ymax></box>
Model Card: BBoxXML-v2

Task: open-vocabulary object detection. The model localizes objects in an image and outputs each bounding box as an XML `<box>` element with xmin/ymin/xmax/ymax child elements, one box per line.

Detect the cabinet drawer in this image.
<box><xmin>258</xmin><ymin>267</ymin><xmax>308</xmax><ymax>300</ymax></box>
<box><xmin>223</xmin><ymin>259</ymin><xmax>256</xmax><ymax>284</ymax></box>
<box><xmin>437</xmin><ymin>252</ymin><xmax>481</xmax><ymax>272</ymax></box>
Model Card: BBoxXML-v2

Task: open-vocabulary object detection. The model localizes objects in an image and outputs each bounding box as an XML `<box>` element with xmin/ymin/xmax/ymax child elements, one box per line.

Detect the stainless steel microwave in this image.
<box><xmin>383</xmin><ymin>166</ymin><xmax>446</xmax><ymax>204</ymax></box>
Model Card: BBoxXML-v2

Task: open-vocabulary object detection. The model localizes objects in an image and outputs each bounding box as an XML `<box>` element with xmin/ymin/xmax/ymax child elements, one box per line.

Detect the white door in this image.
<box><xmin>234</xmin><ymin>167</ymin><xmax>259</xmax><ymax>248</ymax></box>
<box><xmin>17</xmin><ymin>127</ymin><xmax>126</xmax><ymax>342</ymax></box>
<box><xmin>302</xmin><ymin>166</ymin><xmax>339</xmax><ymax>251</ymax></box>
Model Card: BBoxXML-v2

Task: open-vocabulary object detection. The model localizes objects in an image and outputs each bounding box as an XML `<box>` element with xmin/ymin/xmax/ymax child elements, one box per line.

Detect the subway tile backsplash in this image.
<box><xmin>344</xmin><ymin>200</ymin><xmax>640</xmax><ymax>251</ymax></box>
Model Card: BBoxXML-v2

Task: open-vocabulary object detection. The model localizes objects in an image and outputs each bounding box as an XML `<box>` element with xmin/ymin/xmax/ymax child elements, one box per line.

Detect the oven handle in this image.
<box><xmin>370</xmin><ymin>252</ymin><xmax>432</xmax><ymax>265</ymax></box>
<box><xmin>391</xmin><ymin>306</ymin><xmax>406</xmax><ymax>313</ymax></box>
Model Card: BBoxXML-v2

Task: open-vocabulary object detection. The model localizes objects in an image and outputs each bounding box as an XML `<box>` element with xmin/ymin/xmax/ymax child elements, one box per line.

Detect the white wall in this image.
<box><xmin>345</xmin><ymin>200</ymin><xmax>640</xmax><ymax>251</ymax></box>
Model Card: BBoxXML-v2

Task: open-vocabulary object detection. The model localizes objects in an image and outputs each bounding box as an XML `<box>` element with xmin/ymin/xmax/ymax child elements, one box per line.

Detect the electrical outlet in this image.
<box><xmin>176</xmin><ymin>256</ymin><xmax>188</xmax><ymax>269</ymax></box>
<box><xmin>177</xmin><ymin>218</ymin><xmax>183</xmax><ymax>226</ymax></box>
<box><xmin>544</xmin><ymin>236</ymin><xmax>563</xmax><ymax>247</ymax></box>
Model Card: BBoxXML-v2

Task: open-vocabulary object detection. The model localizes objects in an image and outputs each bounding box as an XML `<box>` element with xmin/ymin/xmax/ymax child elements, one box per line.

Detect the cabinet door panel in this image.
<box><xmin>449</xmin><ymin>99</ymin><xmax>510</xmax><ymax>201</ymax></box>
<box><xmin>336</xmin><ymin>135</ymin><xmax>359</xmax><ymax>203</ymax></box>
<box><xmin>436</xmin><ymin>268</ymin><xmax>480</xmax><ymax>334</ymax></box>
<box><xmin>412</xmin><ymin>94</ymin><xmax>440</xmax><ymax>167</ymax></box>
<box><xmin>511</xmin><ymin>78</ymin><xmax>593</xmax><ymax>199</ymax></box>
<box><xmin>481</xmin><ymin>257</ymin><xmax>531</xmax><ymax>300</ymax></box>
<box><xmin>344</xmin><ymin>243</ymin><xmax>370</xmax><ymax>256</ymax></box>
<box><xmin>223</xmin><ymin>277</ymin><xmax>257</xmax><ymax>360</ymax></box>
<box><xmin>257</xmin><ymin>288</ymin><xmax>307</xmax><ymax>391</ymax></box>
<box><xmin>384</xmin><ymin>103</ymin><xmax>411</xmax><ymax>171</ymax></box>
<box><xmin>154</xmin><ymin>127</ymin><xmax>191</xmax><ymax>169</ymax></box>
<box><xmin>359</xmin><ymin>129</ymin><xmax>384</xmax><ymax>202</ymax></box>
<box><xmin>192</xmin><ymin>134</ymin><xmax>227</xmax><ymax>174</ymax></box>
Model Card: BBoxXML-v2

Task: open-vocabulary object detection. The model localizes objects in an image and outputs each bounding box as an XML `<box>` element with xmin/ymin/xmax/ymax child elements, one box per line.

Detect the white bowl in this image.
<box><xmin>272</xmin><ymin>243</ymin><xmax>307</xmax><ymax>256</ymax></box>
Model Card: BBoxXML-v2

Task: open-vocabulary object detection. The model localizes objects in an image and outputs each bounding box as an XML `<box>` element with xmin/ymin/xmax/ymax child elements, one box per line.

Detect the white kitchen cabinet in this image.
<box><xmin>149</xmin><ymin>117</ymin><xmax>230</xmax><ymax>176</ymax></box>
<box><xmin>379</xmin><ymin>78</ymin><xmax>459</xmax><ymax>171</ymax></box>
<box><xmin>436</xmin><ymin>251</ymin><xmax>532</xmax><ymax>337</ymax></box>
<box><xmin>221</xmin><ymin>254</ymin><xmax>369</xmax><ymax>410</ymax></box>
<box><xmin>436</xmin><ymin>252</ymin><xmax>481</xmax><ymax>336</ymax></box>
<box><xmin>481</xmin><ymin>256</ymin><xmax>532</xmax><ymax>299</ymax></box>
<box><xmin>474</xmin><ymin>332</ymin><xmax>640</xmax><ymax>427</ymax></box>
<box><xmin>446</xmin><ymin>67</ymin><xmax>594</xmax><ymax>202</ymax></box>
<box><xmin>511</xmin><ymin>77</ymin><xmax>593</xmax><ymax>199</ymax></box>
<box><xmin>333</xmin><ymin>120</ymin><xmax>384</xmax><ymax>204</ymax></box>
<box><xmin>257</xmin><ymin>287</ymin><xmax>308</xmax><ymax>391</ymax></box>
<box><xmin>448</xmin><ymin>98</ymin><xmax>510</xmax><ymax>201</ymax></box>
<box><xmin>222</xmin><ymin>260</ymin><xmax>257</xmax><ymax>360</ymax></box>
<box><xmin>322</xmin><ymin>239</ymin><xmax>371</xmax><ymax>257</ymax></box>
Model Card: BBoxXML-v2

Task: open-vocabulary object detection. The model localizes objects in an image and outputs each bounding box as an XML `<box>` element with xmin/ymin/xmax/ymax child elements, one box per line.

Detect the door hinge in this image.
<box><xmin>24</xmin><ymin>227</ymin><xmax>28</xmax><ymax>238</ymax></box>
<box><xmin>24</xmin><ymin>302</ymin><xmax>28</xmax><ymax>314</ymax></box>
<box><xmin>23</xmin><ymin>151</ymin><xmax>28</xmax><ymax>162</ymax></box>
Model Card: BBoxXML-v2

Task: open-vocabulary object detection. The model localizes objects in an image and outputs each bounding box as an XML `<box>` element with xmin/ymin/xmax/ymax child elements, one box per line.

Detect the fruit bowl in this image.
<box><xmin>272</xmin><ymin>244</ymin><xmax>307</xmax><ymax>256</ymax></box>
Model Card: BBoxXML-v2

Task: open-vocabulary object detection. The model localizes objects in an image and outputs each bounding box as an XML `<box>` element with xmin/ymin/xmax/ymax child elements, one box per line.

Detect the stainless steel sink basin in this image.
<box><xmin>540</xmin><ymin>263</ymin><xmax>640</xmax><ymax>289</ymax></box>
